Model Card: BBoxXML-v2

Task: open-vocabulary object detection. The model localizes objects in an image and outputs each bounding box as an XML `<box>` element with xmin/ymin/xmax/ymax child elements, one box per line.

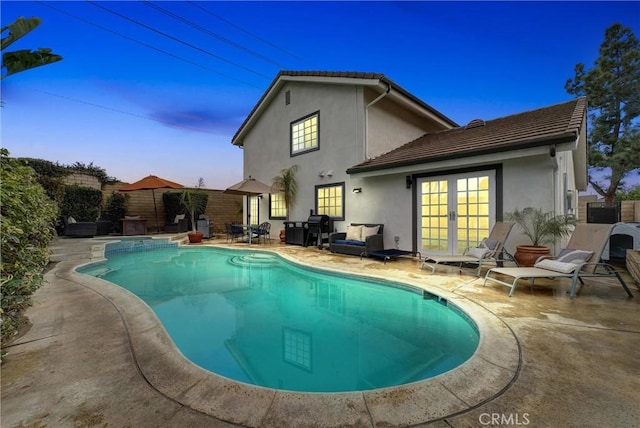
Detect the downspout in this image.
<box><xmin>550</xmin><ymin>144</ymin><xmax>559</xmax><ymax>252</ymax></box>
<box><xmin>364</xmin><ymin>83</ymin><xmax>391</xmax><ymax>160</ymax></box>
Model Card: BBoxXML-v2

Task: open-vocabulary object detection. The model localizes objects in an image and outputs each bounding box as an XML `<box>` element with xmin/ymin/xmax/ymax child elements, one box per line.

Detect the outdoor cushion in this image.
<box><xmin>173</xmin><ymin>214</ymin><xmax>185</xmax><ymax>223</ymax></box>
<box><xmin>534</xmin><ymin>259</ymin><xmax>579</xmax><ymax>274</ymax></box>
<box><xmin>556</xmin><ymin>248</ymin><xmax>593</xmax><ymax>264</ymax></box>
<box><xmin>480</xmin><ymin>238</ymin><xmax>499</xmax><ymax>250</ymax></box>
<box><xmin>361</xmin><ymin>225</ymin><xmax>380</xmax><ymax>240</ymax></box>
<box><xmin>467</xmin><ymin>247</ymin><xmax>490</xmax><ymax>259</ymax></box>
<box><xmin>68</xmin><ymin>216</ymin><xmax>77</xmax><ymax>224</ymax></box>
<box><xmin>334</xmin><ymin>239</ymin><xmax>365</xmax><ymax>246</ymax></box>
<box><xmin>345</xmin><ymin>225</ymin><xmax>363</xmax><ymax>241</ymax></box>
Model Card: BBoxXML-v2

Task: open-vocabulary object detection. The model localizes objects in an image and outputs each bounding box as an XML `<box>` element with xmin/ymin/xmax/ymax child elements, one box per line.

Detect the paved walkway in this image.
<box><xmin>1</xmin><ymin>237</ymin><xmax>639</xmax><ymax>427</ymax></box>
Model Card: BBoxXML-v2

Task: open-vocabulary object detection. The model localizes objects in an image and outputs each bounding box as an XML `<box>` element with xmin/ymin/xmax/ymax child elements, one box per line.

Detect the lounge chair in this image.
<box><xmin>483</xmin><ymin>223</ymin><xmax>633</xmax><ymax>298</ymax></box>
<box><xmin>421</xmin><ymin>222</ymin><xmax>516</xmax><ymax>276</ymax></box>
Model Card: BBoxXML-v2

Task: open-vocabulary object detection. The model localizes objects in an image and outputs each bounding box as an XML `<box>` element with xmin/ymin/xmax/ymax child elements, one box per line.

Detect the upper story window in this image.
<box><xmin>316</xmin><ymin>183</ymin><xmax>344</xmax><ymax>220</ymax></box>
<box><xmin>291</xmin><ymin>112</ymin><xmax>319</xmax><ymax>156</ymax></box>
<box><xmin>270</xmin><ymin>193</ymin><xmax>287</xmax><ymax>219</ymax></box>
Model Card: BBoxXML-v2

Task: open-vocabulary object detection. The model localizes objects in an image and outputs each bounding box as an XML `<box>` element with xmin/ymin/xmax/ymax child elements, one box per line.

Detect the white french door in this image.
<box><xmin>417</xmin><ymin>171</ymin><xmax>495</xmax><ymax>255</ymax></box>
<box><xmin>247</xmin><ymin>196</ymin><xmax>259</xmax><ymax>225</ymax></box>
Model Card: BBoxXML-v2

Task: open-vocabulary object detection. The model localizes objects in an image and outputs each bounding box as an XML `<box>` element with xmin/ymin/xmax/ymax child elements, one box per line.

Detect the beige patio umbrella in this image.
<box><xmin>224</xmin><ymin>176</ymin><xmax>274</xmax><ymax>230</ymax></box>
<box><xmin>223</xmin><ymin>176</ymin><xmax>274</xmax><ymax>196</ymax></box>
<box><xmin>119</xmin><ymin>175</ymin><xmax>184</xmax><ymax>232</ymax></box>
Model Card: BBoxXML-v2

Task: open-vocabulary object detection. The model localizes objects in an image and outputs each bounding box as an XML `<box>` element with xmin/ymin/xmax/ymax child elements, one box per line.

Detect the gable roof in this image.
<box><xmin>346</xmin><ymin>97</ymin><xmax>587</xmax><ymax>174</ymax></box>
<box><xmin>231</xmin><ymin>70</ymin><xmax>458</xmax><ymax>146</ymax></box>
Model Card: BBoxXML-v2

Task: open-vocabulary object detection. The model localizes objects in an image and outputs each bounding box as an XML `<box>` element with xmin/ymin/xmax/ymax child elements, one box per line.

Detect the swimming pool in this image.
<box><xmin>79</xmin><ymin>247</ymin><xmax>479</xmax><ymax>393</ymax></box>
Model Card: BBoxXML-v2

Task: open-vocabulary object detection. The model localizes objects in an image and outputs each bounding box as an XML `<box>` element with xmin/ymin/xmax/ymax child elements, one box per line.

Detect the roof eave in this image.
<box><xmin>346</xmin><ymin>132</ymin><xmax>578</xmax><ymax>175</ymax></box>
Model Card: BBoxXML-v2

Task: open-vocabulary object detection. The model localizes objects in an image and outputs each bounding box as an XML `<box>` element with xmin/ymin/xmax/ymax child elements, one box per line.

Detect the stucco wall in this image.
<box><xmin>242</xmin><ymin>81</ymin><xmax>365</xmax><ymax>229</ymax></box>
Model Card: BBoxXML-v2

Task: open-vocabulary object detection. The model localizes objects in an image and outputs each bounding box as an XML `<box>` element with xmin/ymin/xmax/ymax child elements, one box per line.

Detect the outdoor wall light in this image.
<box><xmin>326</xmin><ymin>169</ymin><xmax>333</xmax><ymax>177</ymax></box>
<box><xmin>352</xmin><ymin>187</ymin><xmax>362</xmax><ymax>194</ymax></box>
<box><xmin>406</xmin><ymin>175</ymin><xmax>412</xmax><ymax>189</ymax></box>
<box><xmin>318</xmin><ymin>170</ymin><xmax>326</xmax><ymax>177</ymax></box>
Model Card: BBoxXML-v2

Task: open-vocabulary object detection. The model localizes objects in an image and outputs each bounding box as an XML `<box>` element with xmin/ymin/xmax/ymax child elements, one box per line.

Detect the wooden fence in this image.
<box><xmin>102</xmin><ymin>183</ymin><xmax>243</xmax><ymax>234</ymax></box>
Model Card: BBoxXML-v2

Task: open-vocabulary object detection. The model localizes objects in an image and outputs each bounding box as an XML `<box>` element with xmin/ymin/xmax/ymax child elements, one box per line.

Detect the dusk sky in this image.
<box><xmin>2</xmin><ymin>1</ymin><xmax>639</xmax><ymax>190</ymax></box>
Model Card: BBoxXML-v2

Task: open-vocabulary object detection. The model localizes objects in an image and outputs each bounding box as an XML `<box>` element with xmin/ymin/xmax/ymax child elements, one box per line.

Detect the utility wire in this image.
<box><xmin>186</xmin><ymin>0</ymin><xmax>316</xmax><ymax>68</ymax></box>
<box><xmin>86</xmin><ymin>0</ymin><xmax>271</xmax><ymax>79</ymax></box>
<box><xmin>142</xmin><ymin>0</ymin><xmax>287</xmax><ymax>68</ymax></box>
<box><xmin>35</xmin><ymin>1</ymin><xmax>263</xmax><ymax>89</ymax></box>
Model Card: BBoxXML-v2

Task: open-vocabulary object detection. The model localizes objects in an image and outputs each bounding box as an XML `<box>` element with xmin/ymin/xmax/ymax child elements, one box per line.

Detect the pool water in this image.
<box><xmin>79</xmin><ymin>247</ymin><xmax>479</xmax><ymax>393</ymax></box>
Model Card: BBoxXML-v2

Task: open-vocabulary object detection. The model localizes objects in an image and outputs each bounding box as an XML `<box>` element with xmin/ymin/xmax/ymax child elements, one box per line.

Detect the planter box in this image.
<box><xmin>627</xmin><ymin>250</ymin><xmax>640</xmax><ymax>285</ymax></box>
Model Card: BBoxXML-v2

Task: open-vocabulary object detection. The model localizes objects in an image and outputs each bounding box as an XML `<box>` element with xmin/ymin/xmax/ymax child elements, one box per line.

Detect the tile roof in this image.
<box><xmin>347</xmin><ymin>97</ymin><xmax>587</xmax><ymax>174</ymax></box>
<box><xmin>231</xmin><ymin>70</ymin><xmax>457</xmax><ymax>145</ymax></box>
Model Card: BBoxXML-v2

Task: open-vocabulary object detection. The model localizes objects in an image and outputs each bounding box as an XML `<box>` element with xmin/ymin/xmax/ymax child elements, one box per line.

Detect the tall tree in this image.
<box><xmin>1</xmin><ymin>17</ymin><xmax>62</xmax><ymax>80</ymax></box>
<box><xmin>565</xmin><ymin>23</ymin><xmax>640</xmax><ymax>203</ymax></box>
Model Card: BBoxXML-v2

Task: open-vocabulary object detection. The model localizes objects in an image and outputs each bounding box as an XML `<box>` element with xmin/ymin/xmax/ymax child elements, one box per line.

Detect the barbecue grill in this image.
<box><xmin>305</xmin><ymin>214</ymin><xmax>333</xmax><ymax>249</ymax></box>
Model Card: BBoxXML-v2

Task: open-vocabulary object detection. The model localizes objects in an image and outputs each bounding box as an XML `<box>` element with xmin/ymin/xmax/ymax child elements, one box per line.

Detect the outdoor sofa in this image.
<box><xmin>329</xmin><ymin>223</ymin><xmax>384</xmax><ymax>257</ymax></box>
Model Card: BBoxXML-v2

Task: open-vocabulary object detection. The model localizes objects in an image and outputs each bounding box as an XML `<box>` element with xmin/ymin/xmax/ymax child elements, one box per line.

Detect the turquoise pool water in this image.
<box><xmin>79</xmin><ymin>247</ymin><xmax>479</xmax><ymax>393</ymax></box>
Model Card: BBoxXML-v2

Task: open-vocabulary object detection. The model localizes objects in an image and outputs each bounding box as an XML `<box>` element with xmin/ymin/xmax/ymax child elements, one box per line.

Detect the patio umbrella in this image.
<box><xmin>223</xmin><ymin>176</ymin><xmax>274</xmax><ymax>196</ymax></box>
<box><xmin>119</xmin><ymin>175</ymin><xmax>184</xmax><ymax>232</ymax></box>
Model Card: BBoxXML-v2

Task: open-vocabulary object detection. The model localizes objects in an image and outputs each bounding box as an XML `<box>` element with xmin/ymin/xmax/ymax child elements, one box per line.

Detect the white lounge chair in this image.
<box><xmin>483</xmin><ymin>223</ymin><xmax>634</xmax><ymax>298</ymax></box>
<box><xmin>421</xmin><ymin>222</ymin><xmax>516</xmax><ymax>276</ymax></box>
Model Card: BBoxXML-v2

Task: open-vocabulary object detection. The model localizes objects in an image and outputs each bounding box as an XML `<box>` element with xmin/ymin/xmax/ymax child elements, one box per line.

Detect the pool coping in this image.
<box><xmin>66</xmin><ymin>245</ymin><xmax>521</xmax><ymax>427</ymax></box>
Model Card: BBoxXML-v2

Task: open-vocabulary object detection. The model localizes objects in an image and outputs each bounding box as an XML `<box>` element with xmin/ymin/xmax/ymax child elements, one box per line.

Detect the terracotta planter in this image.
<box><xmin>279</xmin><ymin>229</ymin><xmax>286</xmax><ymax>243</ymax></box>
<box><xmin>188</xmin><ymin>231</ymin><xmax>204</xmax><ymax>244</ymax></box>
<box><xmin>514</xmin><ymin>245</ymin><xmax>551</xmax><ymax>267</ymax></box>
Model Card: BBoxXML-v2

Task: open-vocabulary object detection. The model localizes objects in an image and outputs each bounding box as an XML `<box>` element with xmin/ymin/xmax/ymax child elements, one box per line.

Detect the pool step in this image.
<box><xmin>228</xmin><ymin>253</ymin><xmax>279</xmax><ymax>268</ymax></box>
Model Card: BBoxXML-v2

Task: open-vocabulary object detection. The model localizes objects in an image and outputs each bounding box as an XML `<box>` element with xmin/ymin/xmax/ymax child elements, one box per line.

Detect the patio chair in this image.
<box><xmin>421</xmin><ymin>222</ymin><xmax>516</xmax><ymax>276</ymax></box>
<box><xmin>253</xmin><ymin>222</ymin><xmax>271</xmax><ymax>244</ymax></box>
<box><xmin>483</xmin><ymin>223</ymin><xmax>633</xmax><ymax>298</ymax></box>
<box><xmin>226</xmin><ymin>223</ymin><xmax>244</xmax><ymax>243</ymax></box>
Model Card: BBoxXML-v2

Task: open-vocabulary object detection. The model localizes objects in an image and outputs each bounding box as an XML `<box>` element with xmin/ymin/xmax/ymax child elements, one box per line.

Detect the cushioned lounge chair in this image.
<box><xmin>483</xmin><ymin>223</ymin><xmax>633</xmax><ymax>298</ymax></box>
<box><xmin>421</xmin><ymin>222</ymin><xmax>516</xmax><ymax>276</ymax></box>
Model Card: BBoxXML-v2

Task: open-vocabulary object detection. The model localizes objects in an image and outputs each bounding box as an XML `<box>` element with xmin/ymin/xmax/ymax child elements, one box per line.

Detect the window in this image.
<box><xmin>270</xmin><ymin>193</ymin><xmax>287</xmax><ymax>219</ymax></box>
<box><xmin>291</xmin><ymin>112</ymin><xmax>319</xmax><ymax>155</ymax></box>
<box><xmin>316</xmin><ymin>183</ymin><xmax>344</xmax><ymax>220</ymax></box>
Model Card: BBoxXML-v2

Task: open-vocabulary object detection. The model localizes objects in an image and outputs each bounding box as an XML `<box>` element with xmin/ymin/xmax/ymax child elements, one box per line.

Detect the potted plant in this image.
<box><xmin>272</xmin><ymin>165</ymin><xmax>298</xmax><ymax>243</ymax></box>
<box><xmin>180</xmin><ymin>178</ymin><xmax>208</xmax><ymax>244</ymax></box>
<box><xmin>505</xmin><ymin>207</ymin><xmax>577</xmax><ymax>266</ymax></box>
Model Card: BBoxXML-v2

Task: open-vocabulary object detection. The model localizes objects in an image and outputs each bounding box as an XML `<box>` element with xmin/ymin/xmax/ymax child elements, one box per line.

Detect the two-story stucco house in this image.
<box><xmin>231</xmin><ymin>71</ymin><xmax>587</xmax><ymax>256</ymax></box>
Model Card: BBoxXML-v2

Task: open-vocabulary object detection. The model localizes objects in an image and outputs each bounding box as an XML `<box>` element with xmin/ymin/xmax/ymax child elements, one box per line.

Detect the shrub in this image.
<box><xmin>60</xmin><ymin>185</ymin><xmax>103</xmax><ymax>221</ymax></box>
<box><xmin>1</xmin><ymin>149</ymin><xmax>58</xmax><ymax>346</ymax></box>
<box><xmin>101</xmin><ymin>192</ymin><xmax>130</xmax><ymax>234</ymax></box>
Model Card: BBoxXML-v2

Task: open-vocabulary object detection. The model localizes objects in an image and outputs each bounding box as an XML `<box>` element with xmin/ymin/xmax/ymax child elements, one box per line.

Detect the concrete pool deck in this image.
<box><xmin>1</xmin><ymin>235</ymin><xmax>639</xmax><ymax>427</ymax></box>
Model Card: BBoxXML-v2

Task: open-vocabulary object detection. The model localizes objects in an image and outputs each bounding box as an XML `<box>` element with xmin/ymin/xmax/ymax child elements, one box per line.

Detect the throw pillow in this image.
<box><xmin>535</xmin><ymin>259</ymin><xmax>579</xmax><ymax>274</ymax></box>
<box><xmin>556</xmin><ymin>248</ymin><xmax>593</xmax><ymax>264</ymax></box>
<box><xmin>467</xmin><ymin>247</ymin><xmax>490</xmax><ymax>259</ymax></box>
<box><xmin>345</xmin><ymin>225</ymin><xmax>363</xmax><ymax>241</ymax></box>
<box><xmin>479</xmin><ymin>238</ymin><xmax>499</xmax><ymax>250</ymax></box>
<box><xmin>174</xmin><ymin>214</ymin><xmax>185</xmax><ymax>223</ymax></box>
<box><xmin>67</xmin><ymin>216</ymin><xmax>77</xmax><ymax>224</ymax></box>
<box><xmin>361</xmin><ymin>225</ymin><xmax>380</xmax><ymax>240</ymax></box>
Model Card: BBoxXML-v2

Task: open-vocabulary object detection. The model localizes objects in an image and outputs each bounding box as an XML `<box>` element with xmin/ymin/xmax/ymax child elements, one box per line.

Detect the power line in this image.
<box><xmin>142</xmin><ymin>0</ymin><xmax>288</xmax><ymax>68</ymax></box>
<box><xmin>34</xmin><ymin>1</ymin><xmax>264</xmax><ymax>89</ymax></box>
<box><xmin>186</xmin><ymin>0</ymin><xmax>316</xmax><ymax>68</ymax></box>
<box><xmin>85</xmin><ymin>0</ymin><xmax>271</xmax><ymax>79</ymax></box>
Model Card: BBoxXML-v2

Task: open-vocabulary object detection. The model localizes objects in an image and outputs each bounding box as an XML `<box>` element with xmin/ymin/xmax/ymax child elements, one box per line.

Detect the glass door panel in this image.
<box><xmin>418</xmin><ymin>171</ymin><xmax>495</xmax><ymax>255</ymax></box>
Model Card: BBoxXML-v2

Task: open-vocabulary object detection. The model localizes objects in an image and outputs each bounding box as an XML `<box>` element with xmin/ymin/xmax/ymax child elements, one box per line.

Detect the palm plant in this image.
<box><xmin>272</xmin><ymin>165</ymin><xmax>298</xmax><ymax>221</ymax></box>
<box><xmin>505</xmin><ymin>207</ymin><xmax>577</xmax><ymax>247</ymax></box>
<box><xmin>180</xmin><ymin>178</ymin><xmax>208</xmax><ymax>233</ymax></box>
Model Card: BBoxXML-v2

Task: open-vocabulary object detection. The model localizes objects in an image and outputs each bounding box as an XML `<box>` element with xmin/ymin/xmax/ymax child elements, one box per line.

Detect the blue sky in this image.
<box><xmin>2</xmin><ymin>1</ymin><xmax>639</xmax><ymax>190</ymax></box>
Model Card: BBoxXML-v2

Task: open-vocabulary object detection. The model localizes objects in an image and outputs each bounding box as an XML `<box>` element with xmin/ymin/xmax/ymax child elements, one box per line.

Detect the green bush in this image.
<box><xmin>1</xmin><ymin>149</ymin><xmax>58</xmax><ymax>345</ymax></box>
<box><xmin>101</xmin><ymin>192</ymin><xmax>130</xmax><ymax>233</ymax></box>
<box><xmin>60</xmin><ymin>185</ymin><xmax>103</xmax><ymax>221</ymax></box>
<box><xmin>162</xmin><ymin>191</ymin><xmax>184</xmax><ymax>223</ymax></box>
